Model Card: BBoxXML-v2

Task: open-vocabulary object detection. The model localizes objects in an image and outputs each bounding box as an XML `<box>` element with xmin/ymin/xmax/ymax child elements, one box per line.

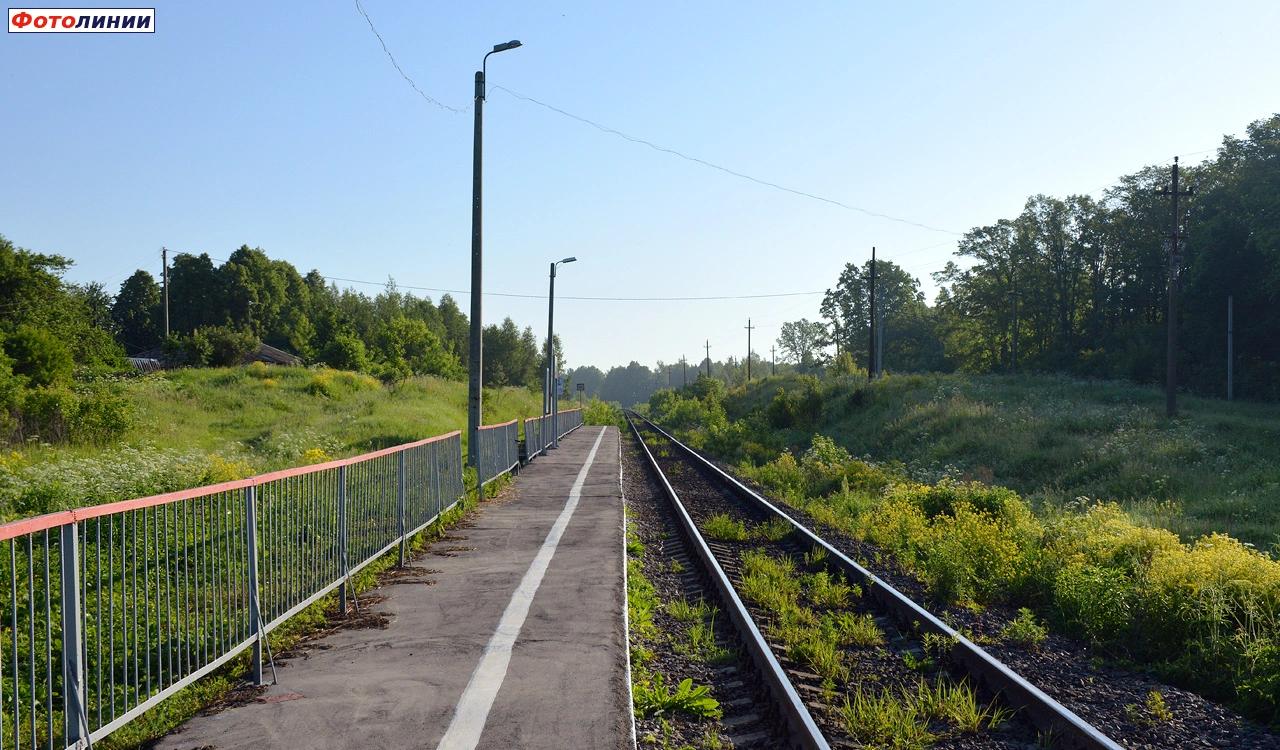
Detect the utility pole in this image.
<box><xmin>705</xmin><ymin>340</ymin><xmax>711</xmax><ymax>378</ymax></box>
<box><xmin>1158</xmin><ymin>157</ymin><xmax>1192</xmax><ymax>418</ymax></box>
<box><xmin>868</xmin><ymin>246</ymin><xmax>877</xmax><ymax>381</ymax></box>
<box><xmin>876</xmin><ymin>305</ymin><xmax>884</xmax><ymax>375</ymax></box>
<box><xmin>745</xmin><ymin>319</ymin><xmax>754</xmax><ymax>380</ymax></box>
<box><xmin>1010</xmin><ymin>263</ymin><xmax>1019</xmax><ymax>374</ymax></box>
<box><xmin>1227</xmin><ymin>295</ymin><xmax>1234</xmax><ymax>401</ymax></box>
<box><xmin>161</xmin><ymin>247</ymin><xmax>170</xmax><ymax>340</ymax></box>
<box><xmin>770</xmin><ymin>345</ymin><xmax>776</xmax><ymax>376</ymax></box>
<box><xmin>682</xmin><ymin>356</ymin><xmax>688</xmax><ymax>387</ymax></box>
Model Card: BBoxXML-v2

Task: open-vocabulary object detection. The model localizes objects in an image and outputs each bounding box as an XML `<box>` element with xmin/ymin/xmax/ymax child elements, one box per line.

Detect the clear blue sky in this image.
<box><xmin>2</xmin><ymin>1</ymin><xmax>1277</xmax><ymax>369</ymax></box>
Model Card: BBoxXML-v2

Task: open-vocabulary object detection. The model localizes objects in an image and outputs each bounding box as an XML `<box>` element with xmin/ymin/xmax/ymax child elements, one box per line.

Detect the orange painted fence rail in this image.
<box><xmin>0</xmin><ymin>430</ymin><xmax>465</xmax><ymax>749</ymax></box>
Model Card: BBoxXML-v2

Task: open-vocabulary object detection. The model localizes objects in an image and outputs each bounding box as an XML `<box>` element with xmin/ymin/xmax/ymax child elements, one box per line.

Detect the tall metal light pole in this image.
<box><xmin>467</xmin><ymin>40</ymin><xmax>522</xmax><ymax>469</ymax></box>
<box><xmin>547</xmin><ymin>257</ymin><xmax>576</xmax><ymax>448</ymax></box>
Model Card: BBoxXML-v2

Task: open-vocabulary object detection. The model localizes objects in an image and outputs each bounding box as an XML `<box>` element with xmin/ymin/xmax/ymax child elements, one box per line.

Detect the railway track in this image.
<box><xmin>626</xmin><ymin>411</ymin><xmax>1124</xmax><ymax>749</ymax></box>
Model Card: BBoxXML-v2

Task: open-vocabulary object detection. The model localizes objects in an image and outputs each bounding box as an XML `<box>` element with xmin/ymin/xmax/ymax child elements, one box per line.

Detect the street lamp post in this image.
<box><xmin>547</xmin><ymin>257</ymin><xmax>576</xmax><ymax>448</ymax></box>
<box><xmin>467</xmin><ymin>40</ymin><xmax>521</xmax><ymax>469</ymax></box>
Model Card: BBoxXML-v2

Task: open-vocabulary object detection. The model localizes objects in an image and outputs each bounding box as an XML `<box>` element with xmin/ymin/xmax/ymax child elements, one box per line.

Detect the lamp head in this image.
<box><xmin>560</xmin><ymin>257</ymin><xmax>577</xmax><ymax>264</ymax></box>
<box><xmin>492</xmin><ymin>40</ymin><xmax>522</xmax><ymax>53</ymax></box>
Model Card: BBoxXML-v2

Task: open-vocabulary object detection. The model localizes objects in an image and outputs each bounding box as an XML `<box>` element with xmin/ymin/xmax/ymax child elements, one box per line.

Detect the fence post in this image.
<box><xmin>60</xmin><ymin>522</ymin><xmax>87</xmax><ymax>748</ymax></box>
<box><xmin>244</xmin><ymin>486</ymin><xmax>263</xmax><ymax>685</ymax></box>
<box><xmin>397</xmin><ymin>451</ymin><xmax>407</xmax><ymax>567</ymax></box>
<box><xmin>338</xmin><ymin>465</ymin><xmax>349</xmax><ymax>615</ymax></box>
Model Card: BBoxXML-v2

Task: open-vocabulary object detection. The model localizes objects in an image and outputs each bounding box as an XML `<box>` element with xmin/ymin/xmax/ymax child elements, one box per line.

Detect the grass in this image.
<box><xmin>839</xmin><ymin>678</ymin><xmax>1012</xmax><ymax>749</ymax></box>
<box><xmin>702</xmin><ymin>513</ymin><xmax>749</xmax><ymax>542</ymax></box>
<box><xmin>722</xmin><ymin>372</ymin><xmax>1280</xmax><ymax>548</ymax></box>
<box><xmin>650</xmin><ymin>374</ymin><xmax>1280</xmax><ymax>723</ymax></box>
<box><xmin>0</xmin><ymin>365</ymin><xmax>543</xmax><ymax>520</ymax></box>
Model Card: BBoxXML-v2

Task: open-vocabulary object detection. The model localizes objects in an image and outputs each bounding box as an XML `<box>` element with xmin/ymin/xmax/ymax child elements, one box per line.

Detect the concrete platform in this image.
<box><xmin>157</xmin><ymin>425</ymin><xmax>630</xmax><ymax>750</ymax></box>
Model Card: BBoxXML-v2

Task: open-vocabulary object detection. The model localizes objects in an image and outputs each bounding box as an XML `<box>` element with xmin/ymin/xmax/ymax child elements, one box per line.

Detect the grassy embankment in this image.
<box><xmin>0</xmin><ymin>363</ymin><xmax>543</xmax><ymax>519</ymax></box>
<box><xmin>722</xmin><ymin>372</ymin><xmax>1280</xmax><ymax>548</ymax></box>
<box><xmin>0</xmin><ymin>363</ymin><xmax>541</xmax><ymax>747</ymax></box>
<box><xmin>647</xmin><ymin>372</ymin><xmax>1280</xmax><ymax>724</ymax></box>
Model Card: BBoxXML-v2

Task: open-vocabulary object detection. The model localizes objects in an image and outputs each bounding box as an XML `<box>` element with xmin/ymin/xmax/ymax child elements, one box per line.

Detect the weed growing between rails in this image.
<box><xmin>96</xmin><ymin>468</ymin><xmax>498</xmax><ymax>749</ymax></box>
<box><xmin>621</xmin><ymin>433</ymin><xmax>787</xmax><ymax>750</ymax></box>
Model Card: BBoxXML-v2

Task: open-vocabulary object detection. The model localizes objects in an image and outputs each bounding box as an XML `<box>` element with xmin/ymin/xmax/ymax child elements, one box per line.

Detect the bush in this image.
<box><xmin>306</xmin><ymin>368</ymin><xmax>379</xmax><ymax>399</ymax></box>
<box><xmin>4</xmin><ymin>325</ymin><xmax>73</xmax><ymax>387</ymax></box>
<box><xmin>162</xmin><ymin>326</ymin><xmax>257</xmax><ymax>367</ymax></box>
<box><xmin>318</xmin><ymin>334</ymin><xmax>370</xmax><ymax>372</ymax></box>
<box><xmin>13</xmin><ymin>382</ymin><xmax>134</xmax><ymax>445</ymax></box>
<box><xmin>1051</xmin><ymin>563</ymin><xmax>1134</xmax><ymax>645</ymax></box>
<box><xmin>202</xmin><ymin>326</ymin><xmax>259</xmax><ymax>366</ymax></box>
<box><xmin>583</xmin><ymin>397</ymin><xmax>624</xmax><ymax>427</ymax></box>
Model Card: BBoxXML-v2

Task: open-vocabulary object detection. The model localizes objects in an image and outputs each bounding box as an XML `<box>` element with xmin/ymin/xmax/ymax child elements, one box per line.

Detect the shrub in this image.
<box><xmin>4</xmin><ymin>325</ymin><xmax>73</xmax><ymax>387</ymax></box>
<box><xmin>1001</xmin><ymin>607</ymin><xmax>1048</xmax><ymax>649</ymax></box>
<box><xmin>202</xmin><ymin>326</ymin><xmax>260</xmax><ymax>366</ymax></box>
<box><xmin>1051</xmin><ymin>563</ymin><xmax>1134</xmax><ymax>645</ymax></box>
<box><xmin>306</xmin><ymin>368</ymin><xmax>379</xmax><ymax>399</ymax></box>
<box><xmin>583</xmin><ymin>397</ymin><xmax>624</xmax><ymax>427</ymax></box>
<box><xmin>318</xmin><ymin>334</ymin><xmax>370</xmax><ymax>372</ymax></box>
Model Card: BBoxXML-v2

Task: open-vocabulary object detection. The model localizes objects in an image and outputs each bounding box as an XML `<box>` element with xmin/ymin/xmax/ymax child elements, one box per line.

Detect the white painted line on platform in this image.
<box><xmin>436</xmin><ymin>427</ymin><xmax>608</xmax><ymax>750</ymax></box>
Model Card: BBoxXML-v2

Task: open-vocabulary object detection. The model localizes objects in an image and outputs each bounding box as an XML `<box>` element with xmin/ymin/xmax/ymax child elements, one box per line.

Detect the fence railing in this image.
<box><xmin>476</xmin><ymin>420</ymin><xmax>519</xmax><ymax>487</ymax></box>
<box><xmin>521</xmin><ymin>409</ymin><xmax>585</xmax><ymax>463</ymax></box>
<box><xmin>0</xmin><ymin>430</ymin><xmax>464</xmax><ymax>750</ymax></box>
<box><xmin>556</xmin><ymin>408</ymin><xmax>584</xmax><ymax>442</ymax></box>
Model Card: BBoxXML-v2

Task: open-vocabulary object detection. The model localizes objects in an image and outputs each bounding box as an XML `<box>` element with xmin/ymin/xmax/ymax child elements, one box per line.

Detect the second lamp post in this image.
<box><xmin>546</xmin><ymin>256</ymin><xmax>576</xmax><ymax>448</ymax></box>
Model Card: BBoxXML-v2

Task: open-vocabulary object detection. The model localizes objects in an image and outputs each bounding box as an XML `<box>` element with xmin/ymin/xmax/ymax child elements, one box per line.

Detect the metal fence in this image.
<box><xmin>523</xmin><ymin>415</ymin><xmax>547</xmax><ymax>460</ymax></box>
<box><xmin>0</xmin><ymin>430</ymin><xmax>464</xmax><ymax>749</ymax></box>
<box><xmin>555</xmin><ymin>409</ymin><xmax>584</xmax><ymax>442</ymax></box>
<box><xmin>476</xmin><ymin>419</ymin><xmax>519</xmax><ymax>487</ymax></box>
<box><xmin>522</xmin><ymin>409</ymin><xmax>585</xmax><ymax>463</ymax></box>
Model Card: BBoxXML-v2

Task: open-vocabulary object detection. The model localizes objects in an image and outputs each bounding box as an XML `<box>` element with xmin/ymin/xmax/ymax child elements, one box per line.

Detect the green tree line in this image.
<box><xmin>781</xmin><ymin>114</ymin><xmax>1280</xmax><ymax>400</ymax></box>
<box><xmin>0</xmin><ymin>237</ymin><xmax>557</xmax><ymax>444</ymax></box>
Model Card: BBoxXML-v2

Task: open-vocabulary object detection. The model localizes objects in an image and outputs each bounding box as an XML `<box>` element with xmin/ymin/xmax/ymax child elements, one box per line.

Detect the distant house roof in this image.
<box><xmin>126</xmin><ymin>342</ymin><xmax>303</xmax><ymax>369</ymax></box>
<box><xmin>126</xmin><ymin>357</ymin><xmax>164</xmax><ymax>373</ymax></box>
<box><xmin>248</xmin><ymin>343</ymin><xmax>303</xmax><ymax>366</ymax></box>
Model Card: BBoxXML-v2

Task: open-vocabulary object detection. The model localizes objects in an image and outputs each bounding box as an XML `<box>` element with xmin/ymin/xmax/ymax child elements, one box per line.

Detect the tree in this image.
<box><xmin>821</xmin><ymin>258</ymin><xmax>930</xmax><ymax>371</ymax></box>
<box><xmin>776</xmin><ymin>319</ymin><xmax>828</xmax><ymax>370</ymax></box>
<box><xmin>112</xmin><ymin>270</ymin><xmax>161</xmax><ymax>353</ymax></box>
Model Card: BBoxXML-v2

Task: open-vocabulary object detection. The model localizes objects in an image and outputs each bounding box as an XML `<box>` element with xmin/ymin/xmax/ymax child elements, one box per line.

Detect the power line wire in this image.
<box><xmin>353</xmin><ymin>0</ymin><xmax>468</xmax><ymax>114</ymax></box>
<box><xmin>186</xmin><ymin>254</ymin><xmax>822</xmax><ymax>302</ymax></box>
<box><xmin>491</xmin><ymin>85</ymin><xmax>961</xmax><ymax>236</ymax></box>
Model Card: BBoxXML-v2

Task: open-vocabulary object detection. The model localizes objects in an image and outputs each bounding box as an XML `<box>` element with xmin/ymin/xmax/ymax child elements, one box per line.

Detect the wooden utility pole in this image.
<box><xmin>770</xmin><ymin>345</ymin><xmax>776</xmax><ymax>376</ymax></box>
<box><xmin>1009</xmin><ymin>263</ymin><xmax>1019</xmax><ymax>374</ymax></box>
<box><xmin>704</xmin><ymin>340</ymin><xmax>711</xmax><ymax>378</ymax></box>
<box><xmin>1158</xmin><ymin>157</ymin><xmax>1192</xmax><ymax>417</ymax></box>
<box><xmin>745</xmin><ymin>319</ymin><xmax>754</xmax><ymax>380</ymax></box>
<box><xmin>1227</xmin><ymin>295</ymin><xmax>1234</xmax><ymax>401</ymax></box>
<box><xmin>868</xmin><ymin>246</ymin><xmax>877</xmax><ymax>380</ymax></box>
<box><xmin>161</xmin><ymin>247</ymin><xmax>170</xmax><ymax>339</ymax></box>
<box><xmin>682</xmin><ymin>356</ymin><xmax>688</xmax><ymax>387</ymax></box>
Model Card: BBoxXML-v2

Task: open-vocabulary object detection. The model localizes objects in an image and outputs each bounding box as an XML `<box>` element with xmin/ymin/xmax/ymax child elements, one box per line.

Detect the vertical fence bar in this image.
<box><xmin>397</xmin><ymin>451</ymin><xmax>407</xmax><ymax>567</ymax></box>
<box><xmin>244</xmin><ymin>485</ymin><xmax>263</xmax><ymax>686</ymax></box>
<box><xmin>61</xmin><ymin>522</ymin><xmax>86</xmax><ymax>749</ymax></box>
<box><xmin>338</xmin><ymin>465</ymin><xmax>349</xmax><ymax>616</ymax></box>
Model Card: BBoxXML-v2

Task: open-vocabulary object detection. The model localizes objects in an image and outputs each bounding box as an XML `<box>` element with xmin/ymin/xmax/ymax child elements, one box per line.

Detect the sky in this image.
<box><xmin>2</xmin><ymin>1</ymin><xmax>1278</xmax><ymax>369</ymax></box>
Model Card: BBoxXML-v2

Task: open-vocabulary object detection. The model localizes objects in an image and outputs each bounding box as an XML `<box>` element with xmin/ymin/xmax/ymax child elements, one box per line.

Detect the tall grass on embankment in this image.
<box><xmin>0</xmin><ymin>363</ymin><xmax>543</xmax><ymax>520</ymax></box>
<box><xmin>714</xmin><ymin>372</ymin><xmax>1280</xmax><ymax>547</ymax></box>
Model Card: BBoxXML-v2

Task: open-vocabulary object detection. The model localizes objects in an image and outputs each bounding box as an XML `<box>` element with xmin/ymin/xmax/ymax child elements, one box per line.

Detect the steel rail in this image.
<box><xmin>625</xmin><ymin>412</ymin><xmax>830</xmax><ymax>750</ymax></box>
<box><xmin>633</xmin><ymin>413</ymin><xmax>1124</xmax><ymax>750</ymax></box>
